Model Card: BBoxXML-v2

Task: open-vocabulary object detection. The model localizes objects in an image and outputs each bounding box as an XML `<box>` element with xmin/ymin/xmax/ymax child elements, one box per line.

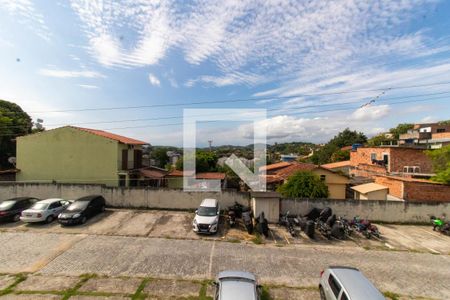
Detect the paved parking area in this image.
<box><xmin>1</xmin><ymin>209</ymin><xmax>449</xmax><ymax>254</ymax></box>
<box><xmin>0</xmin><ymin>273</ymin><xmax>320</xmax><ymax>299</ymax></box>
<box><xmin>0</xmin><ymin>209</ymin><xmax>449</xmax><ymax>299</ymax></box>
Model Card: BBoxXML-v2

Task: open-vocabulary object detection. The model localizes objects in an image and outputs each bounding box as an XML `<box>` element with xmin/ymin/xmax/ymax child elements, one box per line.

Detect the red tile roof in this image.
<box><xmin>73</xmin><ymin>126</ymin><xmax>148</xmax><ymax>145</ymax></box>
<box><xmin>341</xmin><ymin>145</ymin><xmax>353</xmax><ymax>151</ymax></box>
<box><xmin>166</xmin><ymin>170</ymin><xmax>225</xmax><ymax>180</ymax></box>
<box><xmin>139</xmin><ymin>167</ymin><xmax>168</xmax><ymax>178</ymax></box>
<box><xmin>259</xmin><ymin>161</ymin><xmax>292</xmax><ymax>171</ymax></box>
<box><xmin>196</xmin><ymin>172</ymin><xmax>226</xmax><ymax>180</ymax></box>
<box><xmin>274</xmin><ymin>162</ymin><xmax>317</xmax><ymax>179</ymax></box>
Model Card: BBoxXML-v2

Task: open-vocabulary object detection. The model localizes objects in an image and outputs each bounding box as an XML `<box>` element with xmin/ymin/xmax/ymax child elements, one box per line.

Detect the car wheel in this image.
<box><xmin>319</xmin><ymin>286</ymin><xmax>326</xmax><ymax>300</ymax></box>
<box><xmin>81</xmin><ymin>216</ymin><xmax>87</xmax><ymax>224</ymax></box>
<box><xmin>13</xmin><ymin>214</ymin><xmax>20</xmax><ymax>222</ymax></box>
<box><xmin>46</xmin><ymin>215</ymin><xmax>54</xmax><ymax>223</ymax></box>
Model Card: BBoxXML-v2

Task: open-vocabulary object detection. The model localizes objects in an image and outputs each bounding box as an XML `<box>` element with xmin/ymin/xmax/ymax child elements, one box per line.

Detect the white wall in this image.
<box><xmin>280</xmin><ymin>198</ymin><xmax>450</xmax><ymax>223</ymax></box>
<box><xmin>0</xmin><ymin>183</ymin><xmax>249</xmax><ymax>210</ymax></box>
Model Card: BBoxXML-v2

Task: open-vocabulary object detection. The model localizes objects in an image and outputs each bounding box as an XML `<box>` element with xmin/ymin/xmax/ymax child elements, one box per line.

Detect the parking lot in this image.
<box><xmin>0</xmin><ymin>209</ymin><xmax>449</xmax><ymax>299</ymax></box>
<box><xmin>1</xmin><ymin>208</ymin><xmax>449</xmax><ymax>255</ymax></box>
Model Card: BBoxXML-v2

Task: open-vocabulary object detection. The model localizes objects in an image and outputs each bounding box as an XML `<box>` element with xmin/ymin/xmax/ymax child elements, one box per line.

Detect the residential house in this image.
<box><xmin>351</xmin><ymin>183</ymin><xmax>388</xmax><ymax>200</ymax></box>
<box><xmin>374</xmin><ymin>175</ymin><xmax>450</xmax><ymax>202</ymax></box>
<box><xmin>138</xmin><ymin>166</ymin><xmax>168</xmax><ymax>187</ymax></box>
<box><xmin>321</xmin><ymin>160</ymin><xmax>351</xmax><ymax>175</ymax></box>
<box><xmin>16</xmin><ymin>126</ymin><xmax>147</xmax><ymax>187</ymax></box>
<box><xmin>399</xmin><ymin>122</ymin><xmax>450</xmax><ymax>149</ymax></box>
<box><xmin>349</xmin><ymin>146</ymin><xmax>434</xmax><ymax>179</ymax></box>
<box><xmin>259</xmin><ymin>162</ymin><xmax>349</xmax><ymax>199</ymax></box>
<box><xmin>165</xmin><ymin>170</ymin><xmax>227</xmax><ymax>189</ymax></box>
<box><xmin>280</xmin><ymin>154</ymin><xmax>298</xmax><ymax>162</ymax></box>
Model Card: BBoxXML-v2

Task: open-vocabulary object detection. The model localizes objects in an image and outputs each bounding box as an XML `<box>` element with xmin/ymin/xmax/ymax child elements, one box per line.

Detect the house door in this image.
<box><xmin>119</xmin><ymin>175</ymin><xmax>126</xmax><ymax>187</ymax></box>
<box><xmin>121</xmin><ymin>150</ymin><xmax>128</xmax><ymax>170</ymax></box>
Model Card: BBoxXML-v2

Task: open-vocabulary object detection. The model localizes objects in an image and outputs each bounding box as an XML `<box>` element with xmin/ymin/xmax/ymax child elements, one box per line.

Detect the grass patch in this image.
<box><xmin>61</xmin><ymin>273</ymin><xmax>97</xmax><ymax>300</ymax></box>
<box><xmin>252</xmin><ymin>233</ymin><xmax>264</xmax><ymax>245</ymax></box>
<box><xmin>226</xmin><ymin>238</ymin><xmax>241</xmax><ymax>243</ymax></box>
<box><xmin>131</xmin><ymin>278</ymin><xmax>150</xmax><ymax>300</ymax></box>
<box><xmin>260</xmin><ymin>285</ymin><xmax>272</xmax><ymax>300</ymax></box>
<box><xmin>0</xmin><ymin>273</ymin><xmax>27</xmax><ymax>296</ymax></box>
<box><xmin>384</xmin><ymin>291</ymin><xmax>400</xmax><ymax>300</ymax></box>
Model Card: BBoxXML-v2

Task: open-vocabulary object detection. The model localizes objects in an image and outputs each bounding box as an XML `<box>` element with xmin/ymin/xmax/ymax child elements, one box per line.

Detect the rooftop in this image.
<box><xmin>321</xmin><ymin>160</ymin><xmax>351</xmax><ymax>169</ymax></box>
<box><xmin>259</xmin><ymin>161</ymin><xmax>291</xmax><ymax>171</ymax></box>
<box><xmin>74</xmin><ymin>126</ymin><xmax>148</xmax><ymax>145</ymax></box>
<box><xmin>351</xmin><ymin>183</ymin><xmax>388</xmax><ymax>194</ymax></box>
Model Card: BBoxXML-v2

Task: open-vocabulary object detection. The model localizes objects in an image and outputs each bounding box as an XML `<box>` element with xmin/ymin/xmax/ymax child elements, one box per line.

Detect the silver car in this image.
<box><xmin>319</xmin><ymin>266</ymin><xmax>385</xmax><ymax>300</ymax></box>
<box><xmin>20</xmin><ymin>198</ymin><xmax>71</xmax><ymax>223</ymax></box>
<box><xmin>214</xmin><ymin>271</ymin><xmax>260</xmax><ymax>300</ymax></box>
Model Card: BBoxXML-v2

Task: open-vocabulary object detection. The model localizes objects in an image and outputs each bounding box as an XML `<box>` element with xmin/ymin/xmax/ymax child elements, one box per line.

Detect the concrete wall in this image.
<box><xmin>280</xmin><ymin>198</ymin><xmax>450</xmax><ymax>223</ymax></box>
<box><xmin>16</xmin><ymin>127</ymin><xmax>120</xmax><ymax>186</ymax></box>
<box><xmin>0</xmin><ymin>183</ymin><xmax>249</xmax><ymax>210</ymax></box>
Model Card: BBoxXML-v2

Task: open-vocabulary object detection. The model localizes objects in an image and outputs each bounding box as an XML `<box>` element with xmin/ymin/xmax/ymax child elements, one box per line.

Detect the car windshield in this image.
<box><xmin>197</xmin><ymin>206</ymin><xmax>217</xmax><ymax>216</ymax></box>
<box><xmin>66</xmin><ymin>201</ymin><xmax>89</xmax><ymax>211</ymax></box>
<box><xmin>0</xmin><ymin>201</ymin><xmax>15</xmax><ymax>210</ymax></box>
<box><xmin>30</xmin><ymin>203</ymin><xmax>49</xmax><ymax>210</ymax></box>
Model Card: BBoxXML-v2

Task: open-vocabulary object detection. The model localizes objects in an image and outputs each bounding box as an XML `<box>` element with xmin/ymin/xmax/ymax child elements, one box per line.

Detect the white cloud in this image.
<box><xmin>0</xmin><ymin>0</ymin><xmax>51</xmax><ymax>41</ymax></box>
<box><xmin>38</xmin><ymin>68</ymin><xmax>105</xmax><ymax>79</ymax></box>
<box><xmin>78</xmin><ymin>84</ymin><xmax>99</xmax><ymax>89</ymax></box>
<box><xmin>148</xmin><ymin>73</ymin><xmax>161</xmax><ymax>86</ymax></box>
<box><xmin>351</xmin><ymin>105</ymin><xmax>390</xmax><ymax>121</ymax></box>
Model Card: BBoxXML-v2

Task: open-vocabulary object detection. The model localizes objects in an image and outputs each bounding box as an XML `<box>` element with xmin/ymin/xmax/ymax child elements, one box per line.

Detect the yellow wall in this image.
<box><xmin>313</xmin><ymin>168</ymin><xmax>349</xmax><ymax>199</ymax></box>
<box><xmin>355</xmin><ymin>189</ymin><xmax>387</xmax><ymax>200</ymax></box>
<box><xmin>16</xmin><ymin>127</ymin><xmax>120</xmax><ymax>186</ymax></box>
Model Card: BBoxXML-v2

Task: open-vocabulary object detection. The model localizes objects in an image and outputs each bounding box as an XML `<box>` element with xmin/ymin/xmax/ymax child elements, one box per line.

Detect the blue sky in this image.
<box><xmin>1</xmin><ymin>0</ymin><xmax>450</xmax><ymax>147</ymax></box>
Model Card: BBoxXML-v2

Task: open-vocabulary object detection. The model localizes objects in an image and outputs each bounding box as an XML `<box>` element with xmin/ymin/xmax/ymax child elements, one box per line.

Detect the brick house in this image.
<box><xmin>399</xmin><ymin>122</ymin><xmax>450</xmax><ymax>149</ymax></box>
<box><xmin>350</xmin><ymin>146</ymin><xmax>433</xmax><ymax>178</ymax></box>
<box><xmin>259</xmin><ymin>162</ymin><xmax>349</xmax><ymax>199</ymax></box>
<box><xmin>374</xmin><ymin>175</ymin><xmax>450</xmax><ymax>202</ymax></box>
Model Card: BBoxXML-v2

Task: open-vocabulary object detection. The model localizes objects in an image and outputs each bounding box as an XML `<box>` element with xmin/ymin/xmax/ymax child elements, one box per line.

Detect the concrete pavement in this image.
<box><xmin>0</xmin><ymin>231</ymin><xmax>448</xmax><ymax>299</ymax></box>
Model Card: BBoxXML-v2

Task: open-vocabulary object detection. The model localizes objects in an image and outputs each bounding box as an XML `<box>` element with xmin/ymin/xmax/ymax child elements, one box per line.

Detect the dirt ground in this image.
<box><xmin>0</xmin><ymin>208</ymin><xmax>449</xmax><ymax>254</ymax></box>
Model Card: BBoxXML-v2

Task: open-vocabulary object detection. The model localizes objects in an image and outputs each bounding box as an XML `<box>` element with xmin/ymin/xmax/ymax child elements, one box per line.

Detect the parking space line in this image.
<box><xmin>208</xmin><ymin>240</ymin><xmax>216</xmax><ymax>277</ymax></box>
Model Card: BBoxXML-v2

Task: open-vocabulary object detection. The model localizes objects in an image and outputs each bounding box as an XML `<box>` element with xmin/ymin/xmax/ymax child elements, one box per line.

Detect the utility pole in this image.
<box><xmin>208</xmin><ymin>140</ymin><xmax>213</xmax><ymax>152</ymax></box>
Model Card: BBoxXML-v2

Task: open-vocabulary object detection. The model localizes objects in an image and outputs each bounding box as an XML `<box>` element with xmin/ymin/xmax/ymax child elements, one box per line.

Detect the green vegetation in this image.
<box><xmin>277</xmin><ymin>171</ymin><xmax>329</xmax><ymax>198</ymax></box>
<box><xmin>310</xmin><ymin>128</ymin><xmax>367</xmax><ymax>165</ymax></box>
<box><xmin>388</xmin><ymin>123</ymin><xmax>414</xmax><ymax>139</ymax></box>
<box><xmin>425</xmin><ymin>145</ymin><xmax>450</xmax><ymax>184</ymax></box>
<box><xmin>0</xmin><ymin>100</ymin><xmax>33</xmax><ymax>169</ymax></box>
<box><xmin>176</xmin><ymin>150</ymin><xmax>218</xmax><ymax>172</ymax></box>
<box><xmin>252</xmin><ymin>232</ymin><xmax>264</xmax><ymax>244</ymax></box>
<box><xmin>260</xmin><ymin>285</ymin><xmax>272</xmax><ymax>300</ymax></box>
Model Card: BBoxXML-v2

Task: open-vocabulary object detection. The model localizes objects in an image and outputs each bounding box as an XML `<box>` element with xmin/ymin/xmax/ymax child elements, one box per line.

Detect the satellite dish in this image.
<box><xmin>8</xmin><ymin>157</ymin><xmax>16</xmax><ymax>166</ymax></box>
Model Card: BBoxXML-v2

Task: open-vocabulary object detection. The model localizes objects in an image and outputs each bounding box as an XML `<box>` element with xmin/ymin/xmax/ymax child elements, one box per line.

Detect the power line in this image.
<box><xmin>2</xmin><ymin>90</ymin><xmax>450</xmax><ymax>130</ymax></box>
<box><xmin>1</xmin><ymin>95</ymin><xmax>446</xmax><ymax>137</ymax></box>
<box><xmin>26</xmin><ymin>80</ymin><xmax>450</xmax><ymax>113</ymax></box>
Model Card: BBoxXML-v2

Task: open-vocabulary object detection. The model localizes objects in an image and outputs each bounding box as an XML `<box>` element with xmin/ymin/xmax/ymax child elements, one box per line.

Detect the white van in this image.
<box><xmin>192</xmin><ymin>198</ymin><xmax>220</xmax><ymax>234</ymax></box>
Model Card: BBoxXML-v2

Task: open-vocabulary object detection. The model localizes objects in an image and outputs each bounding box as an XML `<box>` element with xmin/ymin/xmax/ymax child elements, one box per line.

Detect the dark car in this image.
<box><xmin>57</xmin><ymin>195</ymin><xmax>106</xmax><ymax>225</ymax></box>
<box><xmin>0</xmin><ymin>197</ymin><xmax>38</xmax><ymax>222</ymax></box>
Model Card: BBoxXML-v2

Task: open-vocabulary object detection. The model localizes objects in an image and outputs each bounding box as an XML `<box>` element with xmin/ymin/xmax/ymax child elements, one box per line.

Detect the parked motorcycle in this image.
<box><xmin>227</xmin><ymin>209</ymin><xmax>236</xmax><ymax>227</ymax></box>
<box><xmin>431</xmin><ymin>216</ymin><xmax>450</xmax><ymax>235</ymax></box>
<box><xmin>335</xmin><ymin>216</ymin><xmax>353</xmax><ymax>239</ymax></box>
<box><xmin>350</xmin><ymin>217</ymin><xmax>380</xmax><ymax>239</ymax></box>
<box><xmin>255</xmin><ymin>212</ymin><xmax>269</xmax><ymax>237</ymax></box>
<box><xmin>279</xmin><ymin>211</ymin><xmax>297</xmax><ymax>237</ymax></box>
<box><xmin>242</xmin><ymin>208</ymin><xmax>254</xmax><ymax>234</ymax></box>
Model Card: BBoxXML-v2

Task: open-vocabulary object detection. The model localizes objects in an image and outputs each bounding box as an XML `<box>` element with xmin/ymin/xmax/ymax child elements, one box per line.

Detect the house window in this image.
<box><xmin>370</xmin><ymin>153</ymin><xmax>377</xmax><ymax>161</ymax></box>
<box><xmin>119</xmin><ymin>175</ymin><xmax>126</xmax><ymax>187</ymax></box>
<box><xmin>320</xmin><ymin>175</ymin><xmax>326</xmax><ymax>181</ymax></box>
<box><xmin>414</xmin><ymin>166</ymin><xmax>421</xmax><ymax>173</ymax></box>
<box><xmin>437</xmin><ymin>128</ymin><xmax>445</xmax><ymax>133</ymax></box>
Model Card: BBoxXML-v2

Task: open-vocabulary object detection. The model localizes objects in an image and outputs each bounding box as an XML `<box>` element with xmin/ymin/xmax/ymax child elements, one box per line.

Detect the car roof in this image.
<box><xmin>219</xmin><ymin>279</ymin><xmax>256</xmax><ymax>300</ymax></box>
<box><xmin>37</xmin><ymin>198</ymin><xmax>64</xmax><ymax>204</ymax></box>
<box><xmin>200</xmin><ymin>198</ymin><xmax>218</xmax><ymax>207</ymax></box>
<box><xmin>218</xmin><ymin>271</ymin><xmax>256</xmax><ymax>281</ymax></box>
<box><xmin>329</xmin><ymin>267</ymin><xmax>385</xmax><ymax>300</ymax></box>
<box><xmin>75</xmin><ymin>195</ymin><xmax>102</xmax><ymax>202</ymax></box>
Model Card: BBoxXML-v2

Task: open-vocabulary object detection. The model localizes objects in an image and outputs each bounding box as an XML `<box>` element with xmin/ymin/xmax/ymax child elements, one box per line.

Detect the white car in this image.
<box><xmin>193</xmin><ymin>198</ymin><xmax>220</xmax><ymax>234</ymax></box>
<box><xmin>20</xmin><ymin>198</ymin><xmax>71</xmax><ymax>223</ymax></box>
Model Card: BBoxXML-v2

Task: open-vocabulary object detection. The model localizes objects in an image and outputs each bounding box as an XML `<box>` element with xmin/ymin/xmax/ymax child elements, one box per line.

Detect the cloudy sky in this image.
<box><xmin>1</xmin><ymin>0</ymin><xmax>450</xmax><ymax>146</ymax></box>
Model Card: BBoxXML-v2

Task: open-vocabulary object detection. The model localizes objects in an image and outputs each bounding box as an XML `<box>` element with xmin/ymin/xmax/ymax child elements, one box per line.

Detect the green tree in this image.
<box><xmin>330</xmin><ymin>149</ymin><xmax>350</xmax><ymax>162</ymax></box>
<box><xmin>367</xmin><ymin>133</ymin><xmax>392</xmax><ymax>146</ymax></box>
<box><xmin>425</xmin><ymin>145</ymin><xmax>450</xmax><ymax>184</ymax></box>
<box><xmin>150</xmin><ymin>148</ymin><xmax>170</xmax><ymax>168</ymax></box>
<box><xmin>277</xmin><ymin>171</ymin><xmax>329</xmax><ymax>198</ymax></box>
<box><xmin>0</xmin><ymin>100</ymin><xmax>32</xmax><ymax>169</ymax></box>
<box><xmin>311</xmin><ymin>128</ymin><xmax>367</xmax><ymax>165</ymax></box>
<box><xmin>175</xmin><ymin>151</ymin><xmax>218</xmax><ymax>172</ymax></box>
<box><xmin>389</xmin><ymin>123</ymin><xmax>414</xmax><ymax>139</ymax></box>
